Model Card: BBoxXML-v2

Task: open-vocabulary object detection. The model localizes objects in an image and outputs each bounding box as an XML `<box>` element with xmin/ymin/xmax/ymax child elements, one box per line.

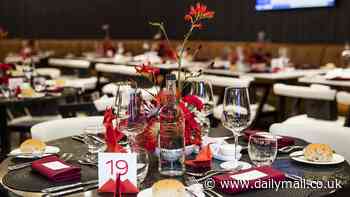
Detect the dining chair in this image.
<box><xmin>7</xmin><ymin>107</ymin><xmax>61</xmax><ymax>142</ymax></box>
<box><xmin>273</xmin><ymin>83</ymin><xmax>343</xmax><ymax>125</ymax></box>
<box><xmin>31</xmin><ymin>116</ymin><xmax>104</xmax><ymax>142</ymax></box>
<box><xmin>36</xmin><ymin>68</ymin><xmax>61</xmax><ymax>79</ymax></box>
<box><xmin>270</xmin><ymin>123</ymin><xmax>350</xmax><ymax>162</ymax></box>
<box><xmin>58</xmin><ymin>102</ymin><xmax>99</xmax><ymax>118</ymax></box>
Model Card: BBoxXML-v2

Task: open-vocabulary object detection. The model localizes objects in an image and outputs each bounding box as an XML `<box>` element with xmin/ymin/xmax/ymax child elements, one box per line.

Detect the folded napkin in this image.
<box><xmin>99</xmin><ymin>176</ymin><xmax>139</xmax><ymax>194</ymax></box>
<box><xmin>213</xmin><ymin>166</ymin><xmax>285</xmax><ymax>194</ymax></box>
<box><xmin>185</xmin><ymin>145</ymin><xmax>212</xmax><ymax>169</ymax></box>
<box><xmin>103</xmin><ymin>108</ymin><xmax>126</xmax><ymax>153</ymax></box>
<box><xmin>31</xmin><ymin>156</ymin><xmax>81</xmax><ymax>182</ymax></box>
<box><xmin>243</xmin><ymin>130</ymin><xmax>295</xmax><ymax>148</ymax></box>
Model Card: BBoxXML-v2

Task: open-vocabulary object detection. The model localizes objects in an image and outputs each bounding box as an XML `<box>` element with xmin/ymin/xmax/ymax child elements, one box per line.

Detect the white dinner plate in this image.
<box><xmin>290</xmin><ymin>151</ymin><xmax>345</xmax><ymax>165</ymax></box>
<box><xmin>9</xmin><ymin>146</ymin><xmax>60</xmax><ymax>158</ymax></box>
<box><xmin>137</xmin><ymin>188</ymin><xmax>191</xmax><ymax>197</ymax></box>
<box><xmin>18</xmin><ymin>93</ymin><xmax>45</xmax><ymax>98</ymax></box>
<box><xmin>220</xmin><ymin>161</ymin><xmax>252</xmax><ymax>170</ymax></box>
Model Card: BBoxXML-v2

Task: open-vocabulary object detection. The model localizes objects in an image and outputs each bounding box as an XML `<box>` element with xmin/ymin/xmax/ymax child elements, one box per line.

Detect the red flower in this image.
<box><xmin>0</xmin><ymin>63</ymin><xmax>14</xmax><ymax>71</ymax></box>
<box><xmin>179</xmin><ymin>101</ymin><xmax>202</xmax><ymax>146</ymax></box>
<box><xmin>182</xmin><ymin>95</ymin><xmax>204</xmax><ymax>111</ymax></box>
<box><xmin>187</xmin><ymin>3</ymin><xmax>215</xmax><ymax>21</ymax></box>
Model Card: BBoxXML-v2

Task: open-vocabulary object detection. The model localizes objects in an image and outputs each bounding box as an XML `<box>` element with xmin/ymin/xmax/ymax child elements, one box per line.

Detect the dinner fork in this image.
<box><xmin>8</xmin><ymin>153</ymin><xmax>73</xmax><ymax>171</ymax></box>
<box><xmin>186</xmin><ymin>164</ymin><xmax>243</xmax><ymax>177</ymax></box>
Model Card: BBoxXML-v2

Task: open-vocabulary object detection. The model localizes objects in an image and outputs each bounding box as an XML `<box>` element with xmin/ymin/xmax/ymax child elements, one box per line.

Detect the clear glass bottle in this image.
<box><xmin>158</xmin><ymin>74</ymin><xmax>185</xmax><ymax>176</ymax></box>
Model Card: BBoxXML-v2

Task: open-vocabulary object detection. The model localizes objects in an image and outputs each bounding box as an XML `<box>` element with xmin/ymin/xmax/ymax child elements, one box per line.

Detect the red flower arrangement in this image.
<box><xmin>150</xmin><ymin>2</ymin><xmax>214</xmax><ymax>91</ymax></box>
<box><xmin>0</xmin><ymin>63</ymin><xmax>14</xmax><ymax>85</ymax></box>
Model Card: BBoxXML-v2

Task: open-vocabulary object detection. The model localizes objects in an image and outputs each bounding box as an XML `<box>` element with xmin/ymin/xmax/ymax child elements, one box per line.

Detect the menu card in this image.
<box><xmin>98</xmin><ymin>153</ymin><xmax>138</xmax><ymax>194</ymax></box>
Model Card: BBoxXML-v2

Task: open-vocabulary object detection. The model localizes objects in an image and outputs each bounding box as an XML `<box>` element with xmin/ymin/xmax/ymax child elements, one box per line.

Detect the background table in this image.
<box><xmin>1</xmin><ymin>126</ymin><xmax>350</xmax><ymax>197</ymax></box>
<box><xmin>0</xmin><ymin>88</ymin><xmax>77</xmax><ymax>159</ymax></box>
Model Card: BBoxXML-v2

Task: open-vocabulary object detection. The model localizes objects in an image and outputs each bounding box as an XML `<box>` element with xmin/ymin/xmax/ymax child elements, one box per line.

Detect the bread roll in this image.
<box><xmin>152</xmin><ymin>179</ymin><xmax>186</xmax><ymax>197</ymax></box>
<box><xmin>304</xmin><ymin>144</ymin><xmax>333</xmax><ymax>162</ymax></box>
<box><xmin>20</xmin><ymin>139</ymin><xmax>46</xmax><ymax>153</ymax></box>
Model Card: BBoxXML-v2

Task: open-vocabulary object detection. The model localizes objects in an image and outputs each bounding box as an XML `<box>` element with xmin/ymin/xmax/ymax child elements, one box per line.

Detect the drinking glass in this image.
<box><xmin>248</xmin><ymin>132</ymin><xmax>278</xmax><ymax>167</ymax></box>
<box><xmin>83</xmin><ymin>124</ymin><xmax>106</xmax><ymax>162</ymax></box>
<box><xmin>114</xmin><ymin>82</ymin><xmax>133</xmax><ymax>120</ymax></box>
<box><xmin>190</xmin><ymin>80</ymin><xmax>214</xmax><ymax>137</ymax></box>
<box><xmin>134</xmin><ymin>148</ymin><xmax>150</xmax><ymax>186</ymax></box>
<box><xmin>33</xmin><ymin>77</ymin><xmax>46</xmax><ymax>92</ymax></box>
<box><xmin>221</xmin><ymin>86</ymin><xmax>252</xmax><ymax>163</ymax></box>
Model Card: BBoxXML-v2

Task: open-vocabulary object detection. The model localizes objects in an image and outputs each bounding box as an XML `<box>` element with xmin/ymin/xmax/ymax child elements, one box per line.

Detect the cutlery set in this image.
<box><xmin>41</xmin><ymin>180</ymin><xmax>98</xmax><ymax>197</ymax></box>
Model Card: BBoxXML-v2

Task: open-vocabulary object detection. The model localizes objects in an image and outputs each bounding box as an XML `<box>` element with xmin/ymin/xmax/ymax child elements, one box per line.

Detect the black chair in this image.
<box><xmin>58</xmin><ymin>102</ymin><xmax>100</xmax><ymax>118</ymax></box>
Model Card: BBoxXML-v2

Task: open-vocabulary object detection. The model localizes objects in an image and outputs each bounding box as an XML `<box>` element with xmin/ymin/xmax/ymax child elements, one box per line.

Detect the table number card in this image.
<box><xmin>98</xmin><ymin>153</ymin><xmax>137</xmax><ymax>193</ymax></box>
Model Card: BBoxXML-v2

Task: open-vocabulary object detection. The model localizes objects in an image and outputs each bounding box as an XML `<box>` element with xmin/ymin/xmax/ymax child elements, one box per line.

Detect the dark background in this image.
<box><xmin>0</xmin><ymin>0</ymin><xmax>349</xmax><ymax>43</ymax></box>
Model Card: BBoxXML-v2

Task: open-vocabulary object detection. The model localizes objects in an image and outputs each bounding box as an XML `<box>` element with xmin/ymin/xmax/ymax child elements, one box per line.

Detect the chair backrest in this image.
<box><xmin>274</xmin><ymin>84</ymin><xmax>336</xmax><ymax>100</ymax></box>
<box><xmin>273</xmin><ymin>84</ymin><xmax>337</xmax><ymax>121</ymax></box>
<box><xmin>31</xmin><ymin>116</ymin><xmax>104</xmax><ymax>142</ymax></box>
<box><xmin>58</xmin><ymin>102</ymin><xmax>99</xmax><ymax>118</ymax></box>
<box><xmin>270</xmin><ymin>123</ymin><xmax>350</xmax><ymax>162</ymax></box>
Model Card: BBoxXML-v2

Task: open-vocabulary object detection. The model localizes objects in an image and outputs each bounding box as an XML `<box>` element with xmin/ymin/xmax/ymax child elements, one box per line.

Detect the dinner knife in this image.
<box><xmin>41</xmin><ymin>180</ymin><xmax>98</xmax><ymax>193</ymax></box>
<box><xmin>43</xmin><ymin>183</ymin><xmax>98</xmax><ymax>197</ymax></box>
<box><xmin>7</xmin><ymin>152</ymin><xmax>57</xmax><ymax>157</ymax></box>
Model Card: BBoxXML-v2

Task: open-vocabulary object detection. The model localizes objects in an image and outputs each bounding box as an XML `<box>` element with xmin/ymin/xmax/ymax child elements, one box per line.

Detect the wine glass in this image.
<box><xmin>190</xmin><ymin>80</ymin><xmax>214</xmax><ymax>137</ymax></box>
<box><xmin>134</xmin><ymin>148</ymin><xmax>150</xmax><ymax>186</ymax></box>
<box><xmin>82</xmin><ymin>124</ymin><xmax>106</xmax><ymax>162</ymax></box>
<box><xmin>118</xmin><ymin>89</ymin><xmax>146</xmax><ymax>152</ymax></box>
<box><xmin>33</xmin><ymin>77</ymin><xmax>46</xmax><ymax>92</ymax></box>
<box><xmin>248</xmin><ymin>132</ymin><xmax>278</xmax><ymax>167</ymax></box>
<box><xmin>221</xmin><ymin>86</ymin><xmax>252</xmax><ymax>163</ymax></box>
<box><xmin>114</xmin><ymin>81</ymin><xmax>133</xmax><ymax>120</ymax></box>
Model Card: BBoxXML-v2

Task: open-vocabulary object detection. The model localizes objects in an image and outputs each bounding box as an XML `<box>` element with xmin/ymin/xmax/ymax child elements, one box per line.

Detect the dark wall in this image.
<box><xmin>0</xmin><ymin>0</ymin><xmax>349</xmax><ymax>43</ymax></box>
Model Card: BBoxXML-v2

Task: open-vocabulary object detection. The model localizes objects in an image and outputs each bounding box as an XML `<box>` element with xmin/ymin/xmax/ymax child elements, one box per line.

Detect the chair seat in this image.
<box><xmin>213</xmin><ymin>103</ymin><xmax>276</xmax><ymax>120</ymax></box>
<box><xmin>8</xmin><ymin>115</ymin><xmax>62</xmax><ymax>132</ymax></box>
<box><xmin>283</xmin><ymin>114</ymin><xmax>345</xmax><ymax>127</ymax></box>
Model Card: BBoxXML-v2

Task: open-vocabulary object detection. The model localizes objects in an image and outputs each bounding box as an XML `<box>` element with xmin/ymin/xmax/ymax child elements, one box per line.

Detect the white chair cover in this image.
<box><xmin>270</xmin><ymin>123</ymin><xmax>350</xmax><ymax>162</ymax></box>
<box><xmin>31</xmin><ymin>116</ymin><xmax>104</xmax><ymax>142</ymax></box>
<box><xmin>95</xmin><ymin>63</ymin><xmax>138</xmax><ymax>76</ymax></box>
<box><xmin>36</xmin><ymin>68</ymin><xmax>61</xmax><ymax>79</ymax></box>
<box><xmin>48</xmin><ymin>58</ymin><xmax>90</xmax><ymax>69</ymax></box>
<box><xmin>273</xmin><ymin>84</ymin><xmax>336</xmax><ymax>101</ymax></box>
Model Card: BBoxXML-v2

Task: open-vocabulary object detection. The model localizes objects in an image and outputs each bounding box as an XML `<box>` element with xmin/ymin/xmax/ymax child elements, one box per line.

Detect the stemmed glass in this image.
<box><xmin>221</xmin><ymin>86</ymin><xmax>252</xmax><ymax>163</ymax></box>
<box><xmin>82</xmin><ymin>124</ymin><xmax>107</xmax><ymax>162</ymax></box>
<box><xmin>116</xmin><ymin>88</ymin><xmax>146</xmax><ymax>152</ymax></box>
<box><xmin>114</xmin><ymin>81</ymin><xmax>133</xmax><ymax>120</ymax></box>
<box><xmin>190</xmin><ymin>80</ymin><xmax>214</xmax><ymax>137</ymax></box>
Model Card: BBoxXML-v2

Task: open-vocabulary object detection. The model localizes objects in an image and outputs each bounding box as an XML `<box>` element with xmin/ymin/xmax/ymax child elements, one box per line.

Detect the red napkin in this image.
<box><xmin>243</xmin><ymin>130</ymin><xmax>295</xmax><ymax>148</ymax></box>
<box><xmin>103</xmin><ymin>108</ymin><xmax>126</xmax><ymax>153</ymax></box>
<box><xmin>31</xmin><ymin>156</ymin><xmax>81</xmax><ymax>182</ymax></box>
<box><xmin>99</xmin><ymin>178</ymin><xmax>139</xmax><ymax>194</ymax></box>
<box><xmin>213</xmin><ymin>166</ymin><xmax>285</xmax><ymax>194</ymax></box>
<box><xmin>185</xmin><ymin>145</ymin><xmax>212</xmax><ymax>169</ymax></box>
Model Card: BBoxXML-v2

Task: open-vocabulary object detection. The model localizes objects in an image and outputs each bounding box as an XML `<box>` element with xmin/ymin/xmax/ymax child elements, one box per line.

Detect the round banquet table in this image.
<box><xmin>1</xmin><ymin>126</ymin><xmax>350</xmax><ymax>197</ymax></box>
<box><xmin>0</xmin><ymin>88</ymin><xmax>78</xmax><ymax>159</ymax></box>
